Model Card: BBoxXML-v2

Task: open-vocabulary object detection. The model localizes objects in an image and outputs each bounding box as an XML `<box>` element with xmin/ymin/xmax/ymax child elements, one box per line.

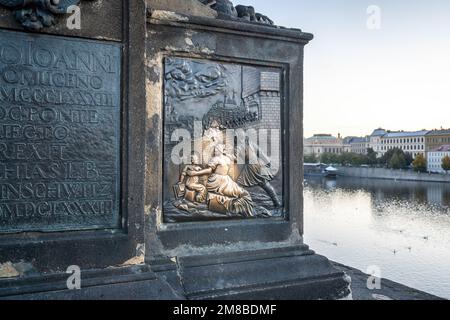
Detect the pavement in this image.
<box><xmin>333</xmin><ymin>263</ymin><xmax>445</xmax><ymax>300</ymax></box>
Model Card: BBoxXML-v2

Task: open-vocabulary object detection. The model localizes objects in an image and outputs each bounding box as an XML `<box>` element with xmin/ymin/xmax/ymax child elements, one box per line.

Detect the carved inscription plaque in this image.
<box><xmin>0</xmin><ymin>30</ymin><xmax>121</xmax><ymax>233</ymax></box>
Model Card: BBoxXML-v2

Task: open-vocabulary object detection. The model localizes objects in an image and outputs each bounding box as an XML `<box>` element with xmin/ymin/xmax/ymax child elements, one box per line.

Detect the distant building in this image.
<box><xmin>380</xmin><ymin>130</ymin><xmax>429</xmax><ymax>158</ymax></box>
<box><xmin>347</xmin><ymin>136</ymin><xmax>370</xmax><ymax>155</ymax></box>
<box><xmin>307</xmin><ymin>127</ymin><xmax>447</xmax><ymax>160</ymax></box>
<box><xmin>369</xmin><ymin>128</ymin><xmax>387</xmax><ymax>156</ymax></box>
<box><xmin>425</xmin><ymin>129</ymin><xmax>450</xmax><ymax>152</ymax></box>
<box><xmin>304</xmin><ymin>134</ymin><xmax>345</xmax><ymax>156</ymax></box>
<box><xmin>427</xmin><ymin>145</ymin><xmax>450</xmax><ymax>173</ymax></box>
<box><xmin>342</xmin><ymin>137</ymin><xmax>353</xmax><ymax>153</ymax></box>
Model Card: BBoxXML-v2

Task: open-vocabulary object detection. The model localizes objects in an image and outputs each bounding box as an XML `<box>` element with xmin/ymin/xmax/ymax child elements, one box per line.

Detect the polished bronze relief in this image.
<box><xmin>163</xmin><ymin>57</ymin><xmax>283</xmax><ymax>223</ymax></box>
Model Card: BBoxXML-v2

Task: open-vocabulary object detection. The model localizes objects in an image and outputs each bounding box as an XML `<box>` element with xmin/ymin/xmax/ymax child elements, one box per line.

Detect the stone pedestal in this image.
<box><xmin>0</xmin><ymin>0</ymin><xmax>350</xmax><ymax>300</ymax></box>
<box><xmin>143</xmin><ymin>8</ymin><xmax>351</xmax><ymax>300</ymax></box>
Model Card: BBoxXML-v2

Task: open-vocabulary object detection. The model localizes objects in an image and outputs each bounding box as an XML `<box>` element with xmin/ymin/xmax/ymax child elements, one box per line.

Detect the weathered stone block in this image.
<box><xmin>146</xmin><ymin>0</ymin><xmax>217</xmax><ymax>18</ymax></box>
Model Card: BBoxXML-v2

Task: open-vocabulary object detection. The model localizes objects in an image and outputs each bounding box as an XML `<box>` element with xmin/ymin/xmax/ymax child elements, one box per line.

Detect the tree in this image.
<box><xmin>339</xmin><ymin>152</ymin><xmax>355</xmax><ymax>166</ymax></box>
<box><xmin>389</xmin><ymin>153</ymin><xmax>404</xmax><ymax>169</ymax></box>
<box><xmin>366</xmin><ymin>148</ymin><xmax>377</xmax><ymax>165</ymax></box>
<box><xmin>389</xmin><ymin>153</ymin><xmax>396</xmax><ymax>169</ymax></box>
<box><xmin>304</xmin><ymin>153</ymin><xmax>317</xmax><ymax>163</ymax></box>
<box><xmin>353</xmin><ymin>153</ymin><xmax>367</xmax><ymax>166</ymax></box>
<box><xmin>442</xmin><ymin>155</ymin><xmax>450</xmax><ymax>173</ymax></box>
<box><xmin>381</xmin><ymin>148</ymin><xmax>410</xmax><ymax>169</ymax></box>
<box><xmin>320</xmin><ymin>152</ymin><xmax>340</xmax><ymax>165</ymax></box>
<box><xmin>412</xmin><ymin>153</ymin><xmax>427</xmax><ymax>172</ymax></box>
<box><xmin>397</xmin><ymin>153</ymin><xmax>406</xmax><ymax>168</ymax></box>
<box><xmin>404</xmin><ymin>152</ymin><xmax>414</xmax><ymax>166</ymax></box>
<box><xmin>380</xmin><ymin>148</ymin><xmax>401</xmax><ymax>166</ymax></box>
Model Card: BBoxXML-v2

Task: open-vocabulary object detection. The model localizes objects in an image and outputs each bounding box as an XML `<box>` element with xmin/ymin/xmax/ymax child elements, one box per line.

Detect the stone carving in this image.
<box><xmin>165</xmin><ymin>57</ymin><xmax>228</xmax><ymax>102</ymax></box>
<box><xmin>235</xmin><ymin>5</ymin><xmax>274</xmax><ymax>25</ymax></box>
<box><xmin>202</xmin><ymin>93</ymin><xmax>259</xmax><ymax>129</ymax></box>
<box><xmin>164</xmin><ymin>57</ymin><xmax>283</xmax><ymax>223</ymax></box>
<box><xmin>198</xmin><ymin>0</ymin><xmax>273</xmax><ymax>25</ymax></box>
<box><xmin>0</xmin><ymin>0</ymin><xmax>93</xmax><ymax>30</ymax></box>
<box><xmin>203</xmin><ymin>0</ymin><xmax>237</xmax><ymax>18</ymax></box>
<box><xmin>176</xmin><ymin>153</ymin><xmax>208</xmax><ymax>204</ymax></box>
<box><xmin>236</xmin><ymin>137</ymin><xmax>282</xmax><ymax>208</ymax></box>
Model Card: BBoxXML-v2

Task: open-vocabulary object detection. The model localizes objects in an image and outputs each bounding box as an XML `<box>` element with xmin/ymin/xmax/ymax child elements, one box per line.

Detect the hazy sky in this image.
<box><xmin>242</xmin><ymin>0</ymin><xmax>450</xmax><ymax>137</ymax></box>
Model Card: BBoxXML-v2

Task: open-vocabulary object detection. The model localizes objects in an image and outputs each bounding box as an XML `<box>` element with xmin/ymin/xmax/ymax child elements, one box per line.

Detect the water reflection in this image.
<box><xmin>308</xmin><ymin>177</ymin><xmax>450</xmax><ymax>208</ymax></box>
<box><xmin>304</xmin><ymin>177</ymin><xmax>450</xmax><ymax>299</ymax></box>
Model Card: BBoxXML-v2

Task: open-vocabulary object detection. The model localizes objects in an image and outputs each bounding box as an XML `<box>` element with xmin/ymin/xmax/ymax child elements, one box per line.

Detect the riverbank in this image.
<box><xmin>333</xmin><ymin>263</ymin><xmax>444</xmax><ymax>300</ymax></box>
<box><xmin>336</xmin><ymin>166</ymin><xmax>450</xmax><ymax>182</ymax></box>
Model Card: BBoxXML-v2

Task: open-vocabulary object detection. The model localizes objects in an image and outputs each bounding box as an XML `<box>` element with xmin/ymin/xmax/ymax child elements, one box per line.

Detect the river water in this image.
<box><xmin>303</xmin><ymin>176</ymin><xmax>450</xmax><ymax>299</ymax></box>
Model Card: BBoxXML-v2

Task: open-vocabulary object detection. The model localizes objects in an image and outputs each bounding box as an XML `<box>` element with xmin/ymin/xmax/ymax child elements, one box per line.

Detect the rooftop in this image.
<box><xmin>343</xmin><ymin>136</ymin><xmax>356</xmax><ymax>144</ymax></box>
<box><xmin>426</xmin><ymin>129</ymin><xmax>450</xmax><ymax>136</ymax></box>
<box><xmin>306</xmin><ymin>134</ymin><xmax>340</xmax><ymax>141</ymax></box>
<box><xmin>312</xmin><ymin>134</ymin><xmax>333</xmax><ymax>138</ymax></box>
<box><xmin>348</xmin><ymin>137</ymin><xmax>368</xmax><ymax>143</ymax></box>
<box><xmin>383</xmin><ymin>130</ymin><xmax>430</xmax><ymax>138</ymax></box>
<box><xmin>370</xmin><ymin>128</ymin><xmax>387</xmax><ymax>137</ymax></box>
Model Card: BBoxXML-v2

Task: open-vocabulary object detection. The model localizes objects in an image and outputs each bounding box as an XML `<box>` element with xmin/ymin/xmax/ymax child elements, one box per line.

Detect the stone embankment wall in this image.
<box><xmin>336</xmin><ymin>166</ymin><xmax>450</xmax><ymax>183</ymax></box>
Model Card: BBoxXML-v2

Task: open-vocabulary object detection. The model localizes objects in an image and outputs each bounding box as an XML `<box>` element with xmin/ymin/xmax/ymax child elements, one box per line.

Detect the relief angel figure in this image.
<box><xmin>236</xmin><ymin>136</ymin><xmax>282</xmax><ymax>208</ymax></box>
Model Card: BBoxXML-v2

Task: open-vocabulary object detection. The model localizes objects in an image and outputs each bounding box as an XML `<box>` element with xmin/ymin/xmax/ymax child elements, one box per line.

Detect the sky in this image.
<box><xmin>241</xmin><ymin>0</ymin><xmax>450</xmax><ymax>138</ymax></box>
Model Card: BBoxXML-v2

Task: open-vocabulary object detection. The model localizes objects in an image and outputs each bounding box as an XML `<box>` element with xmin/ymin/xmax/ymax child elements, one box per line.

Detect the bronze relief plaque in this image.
<box><xmin>163</xmin><ymin>57</ymin><xmax>284</xmax><ymax>223</ymax></box>
<box><xmin>0</xmin><ymin>30</ymin><xmax>121</xmax><ymax>233</ymax></box>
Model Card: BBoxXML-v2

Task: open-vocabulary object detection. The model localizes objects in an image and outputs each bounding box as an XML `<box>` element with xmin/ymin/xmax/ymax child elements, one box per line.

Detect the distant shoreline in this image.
<box><xmin>334</xmin><ymin>166</ymin><xmax>450</xmax><ymax>183</ymax></box>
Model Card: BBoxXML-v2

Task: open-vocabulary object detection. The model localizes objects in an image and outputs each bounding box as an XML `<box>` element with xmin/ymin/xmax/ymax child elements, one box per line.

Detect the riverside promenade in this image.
<box><xmin>336</xmin><ymin>166</ymin><xmax>450</xmax><ymax>183</ymax></box>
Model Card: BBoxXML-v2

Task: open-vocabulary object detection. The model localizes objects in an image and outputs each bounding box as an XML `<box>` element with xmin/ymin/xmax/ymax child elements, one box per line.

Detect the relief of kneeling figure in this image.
<box><xmin>181</xmin><ymin>144</ymin><xmax>254</xmax><ymax>217</ymax></box>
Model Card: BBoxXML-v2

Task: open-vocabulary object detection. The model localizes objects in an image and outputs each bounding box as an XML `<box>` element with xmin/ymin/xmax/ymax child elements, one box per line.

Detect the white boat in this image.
<box><xmin>325</xmin><ymin>166</ymin><xmax>338</xmax><ymax>177</ymax></box>
<box><xmin>304</xmin><ymin>163</ymin><xmax>338</xmax><ymax>178</ymax></box>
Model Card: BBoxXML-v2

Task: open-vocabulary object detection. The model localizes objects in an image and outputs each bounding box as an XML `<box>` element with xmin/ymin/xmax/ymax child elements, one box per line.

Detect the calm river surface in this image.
<box><xmin>304</xmin><ymin>176</ymin><xmax>450</xmax><ymax>299</ymax></box>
